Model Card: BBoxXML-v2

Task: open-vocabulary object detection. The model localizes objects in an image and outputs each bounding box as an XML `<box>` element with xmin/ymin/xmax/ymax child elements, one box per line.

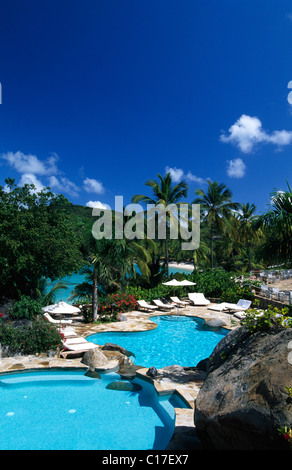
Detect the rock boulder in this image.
<box><xmin>194</xmin><ymin>326</ymin><xmax>292</xmax><ymax>450</ymax></box>
<box><xmin>81</xmin><ymin>347</ymin><xmax>110</xmax><ymax>370</ymax></box>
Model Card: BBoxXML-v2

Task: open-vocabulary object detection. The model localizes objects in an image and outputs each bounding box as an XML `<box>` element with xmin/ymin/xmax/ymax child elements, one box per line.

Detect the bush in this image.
<box><xmin>0</xmin><ymin>319</ymin><xmax>63</xmax><ymax>355</ymax></box>
<box><xmin>240</xmin><ymin>306</ymin><xmax>292</xmax><ymax>333</ymax></box>
<box><xmin>219</xmin><ymin>284</ymin><xmax>254</xmax><ymax>303</ymax></box>
<box><xmin>10</xmin><ymin>295</ymin><xmax>43</xmax><ymax>320</ymax></box>
<box><xmin>126</xmin><ymin>284</ymin><xmax>179</xmax><ymax>302</ymax></box>
<box><xmin>99</xmin><ymin>292</ymin><xmax>138</xmax><ymax>316</ymax></box>
<box><xmin>190</xmin><ymin>269</ymin><xmax>238</xmax><ymax>298</ymax></box>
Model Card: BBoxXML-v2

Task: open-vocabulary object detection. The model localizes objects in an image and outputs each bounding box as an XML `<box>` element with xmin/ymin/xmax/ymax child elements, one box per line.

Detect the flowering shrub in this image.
<box><xmin>278</xmin><ymin>426</ymin><xmax>292</xmax><ymax>448</ymax></box>
<box><xmin>0</xmin><ymin>319</ymin><xmax>63</xmax><ymax>355</ymax></box>
<box><xmin>98</xmin><ymin>292</ymin><xmax>138</xmax><ymax>316</ymax></box>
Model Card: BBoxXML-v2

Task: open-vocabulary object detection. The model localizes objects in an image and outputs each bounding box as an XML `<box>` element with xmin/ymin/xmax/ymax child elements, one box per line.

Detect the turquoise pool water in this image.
<box><xmin>88</xmin><ymin>315</ymin><xmax>228</xmax><ymax>369</ymax></box>
<box><xmin>0</xmin><ymin>369</ymin><xmax>188</xmax><ymax>450</ymax></box>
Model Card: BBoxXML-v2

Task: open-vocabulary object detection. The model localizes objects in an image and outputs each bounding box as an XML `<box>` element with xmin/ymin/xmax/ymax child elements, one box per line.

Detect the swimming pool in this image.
<box><xmin>88</xmin><ymin>315</ymin><xmax>228</xmax><ymax>369</ymax></box>
<box><xmin>0</xmin><ymin>369</ymin><xmax>188</xmax><ymax>450</ymax></box>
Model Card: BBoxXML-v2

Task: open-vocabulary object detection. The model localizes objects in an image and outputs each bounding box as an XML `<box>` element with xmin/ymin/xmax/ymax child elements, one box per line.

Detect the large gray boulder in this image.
<box><xmin>194</xmin><ymin>326</ymin><xmax>292</xmax><ymax>450</ymax></box>
<box><xmin>81</xmin><ymin>347</ymin><xmax>110</xmax><ymax>370</ymax></box>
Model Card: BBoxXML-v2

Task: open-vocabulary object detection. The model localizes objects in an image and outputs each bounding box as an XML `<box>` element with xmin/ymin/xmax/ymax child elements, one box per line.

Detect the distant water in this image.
<box><xmin>47</xmin><ymin>265</ymin><xmax>193</xmax><ymax>304</ymax></box>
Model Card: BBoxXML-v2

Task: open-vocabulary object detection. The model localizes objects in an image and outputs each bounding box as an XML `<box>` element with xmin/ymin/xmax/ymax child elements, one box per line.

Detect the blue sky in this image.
<box><xmin>0</xmin><ymin>0</ymin><xmax>292</xmax><ymax>214</ymax></box>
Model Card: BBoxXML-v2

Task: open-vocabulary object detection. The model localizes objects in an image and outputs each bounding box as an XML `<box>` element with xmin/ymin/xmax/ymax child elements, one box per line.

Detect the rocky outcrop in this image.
<box><xmin>194</xmin><ymin>326</ymin><xmax>292</xmax><ymax>450</ymax></box>
<box><xmin>81</xmin><ymin>347</ymin><xmax>110</xmax><ymax>370</ymax></box>
<box><xmin>106</xmin><ymin>380</ymin><xmax>142</xmax><ymax>392</ymax></box>
<box><xmin>101</xmin><ymin>342</ymin><xmax>135</xmax><ymax>358</ymax></box>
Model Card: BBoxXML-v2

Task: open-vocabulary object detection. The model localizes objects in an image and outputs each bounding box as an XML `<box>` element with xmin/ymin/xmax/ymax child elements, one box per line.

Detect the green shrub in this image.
<box><xmin>126</xmin><ymin>284</ymin><xmax>179</xmax><ymax>301</ymax></box>
<box><xmin>190</xmin><ymin>269</ymin><xmax>238</xmax><ymax>298</ymax></box>
<box><xmin>240</xmin><ymin>306</ymin><xmax>292</xmax><ymax>333</ymax></box>
<box><xmin>0</xmin><ymin>319</ymin><xmax>63</xmax><ymax>355</ymax></box>
<box><xmin>10</xmin><ymin>295</ymin><xmax>43</xmax><ymax>320</ymax></box>
<box><xmin>219</xmin><ymin>284</ymin><xmax>254</xmax><ymax>303</ymax></box>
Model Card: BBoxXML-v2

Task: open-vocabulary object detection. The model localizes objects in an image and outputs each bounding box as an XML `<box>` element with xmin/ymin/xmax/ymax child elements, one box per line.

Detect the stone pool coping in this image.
<box><xmin>0</xmin><ymin>304</ymin><xmax>239</xmax><ymax>450</ymax></box>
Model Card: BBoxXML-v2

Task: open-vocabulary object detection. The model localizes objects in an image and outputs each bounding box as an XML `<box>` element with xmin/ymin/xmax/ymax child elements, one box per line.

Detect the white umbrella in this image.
<box><xmin>42</xmin><ymin>301</ymin><xmax>80</xmax><ymax>322</ymax></box>
<box><xmin>179</xmin><ymin>280</ymin><xmax>196</xmax><ymax>286</ymax></box>
<box><xmin>162</xmin><ymin>279</ymin><xmax>183</xmax><ymax>286</ymax></box>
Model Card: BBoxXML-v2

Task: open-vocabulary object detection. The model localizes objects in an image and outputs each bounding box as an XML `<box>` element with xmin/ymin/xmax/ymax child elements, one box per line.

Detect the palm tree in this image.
<box><xmin>254</xmin><ymin>181</ymin><xmax>292</xmax><ymax>264</ymax></box>
<box><xmin>70</xmin><ymin>236</ymin><xmax>152</xmax><ymax>320</ymax></box>
<box><xmin>193</xmin><ymin>181</ymin><xmax>239</xmax><ymax>268</ymax></box>
<box><xmin>132</xmin><ymin>172</ymin><xmax>189</xmax><ymax>278</ymax></box>
<box><xmin>237</xmin><ymin>202</ymin><xmax>258</xmax><ymax>271</ymax></box>
<box><xmin>36</xmin><ymin>278</ymin><xmax>68</xmax><ymax>306</ymax></box>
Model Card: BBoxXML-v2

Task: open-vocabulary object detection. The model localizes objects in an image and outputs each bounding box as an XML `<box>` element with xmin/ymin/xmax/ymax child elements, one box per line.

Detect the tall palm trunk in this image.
<box><xmin>165</xmin><ymin>237</ymin><xmax>169</xmax><ymax>278</ymax></box>
<box><xmin>210</xmin><ymin>222</ymin><xmax>214</xmax><ymax>269</ymax></box>
<box><xmin>92</xmin><ymin>270</ymin><xmax>98</xmax><ymax>321</ymax></box>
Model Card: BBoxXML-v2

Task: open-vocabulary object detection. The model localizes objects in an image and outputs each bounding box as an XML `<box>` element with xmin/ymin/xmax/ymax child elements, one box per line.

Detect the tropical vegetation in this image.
<box><xmin>0</xmin><ymin>174</ymin><xmax>291</xmax><ymax>324</ymax></box>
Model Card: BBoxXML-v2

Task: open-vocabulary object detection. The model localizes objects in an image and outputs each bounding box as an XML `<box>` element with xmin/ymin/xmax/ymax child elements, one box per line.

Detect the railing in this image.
<box><xmin>252</xmin><ymin>269</ymin><xmax>292</xmax><ymax>305</ymax></box>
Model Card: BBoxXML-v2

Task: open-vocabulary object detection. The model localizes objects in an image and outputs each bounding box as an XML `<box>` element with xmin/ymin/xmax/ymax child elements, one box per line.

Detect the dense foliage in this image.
<box><xmin>0</xmin><ymin>175</ymin><xmax>291</xmax><ymax>329</ymax></box>
<box><xmin>9</xmin><ymin>295</ymin><xmax>43</xmax><ymax>320</ymax></box>
<box><xmin>0</xmin><ymin>178</ymin><xmax>82</xmax><ymax>300</ymax></box>
<box><xmin>240</xmin><ymin>306</ymin><xmax>292</xmax><ymax>333</ymax></box>
<box><xmin>0</xmin><ymin>319</ymin><xmax>63</xmax><ymax>355</ymax></box>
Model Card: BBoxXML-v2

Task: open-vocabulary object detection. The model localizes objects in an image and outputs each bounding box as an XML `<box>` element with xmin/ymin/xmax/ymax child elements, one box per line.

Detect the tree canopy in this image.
<box><xmin>0</xmin><ymin>178</ymin><xmax>82</xmax><ymax>299</ymax></box>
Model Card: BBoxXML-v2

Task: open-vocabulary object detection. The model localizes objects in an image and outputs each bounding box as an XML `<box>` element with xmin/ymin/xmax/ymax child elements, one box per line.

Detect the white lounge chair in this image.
<box><xmin>62</xmin><ymin>338</ymin><xmax>97</xmax><ymax>351</ymax></box>
<box><xmin>234</xmin><ymin>309</ymin><xmax>263</xmax><ymax>320</ymax></box>
<box><xmin>64</xmin><ymin>337</ymin><xmax>88</xmax><ymax>345</ymax></box>
<box><xmin>188</xmin><ymin>293</ymin><xmax>210</xmax><ymax>306</ymax></box>
<box><xmin>222</xmin><ymin>299</ymin><xmax>252</xmax><ymax>313</ymax></box>
<box><xmin>208</xmin><ymin>303</ymin><xmax>228</xmax><ymax>312</ymax></box>
<box><xmin>137</xmin><ymin>300</ymin><xmax>158</xmax><ymax>312</ymax></box>
<box><xmin>57</xmin><ymin>326</ymin><xmax>77</xmax><ymax>337</ymax></box>
<box><xmin>44</xmin><ymin>312</ymin><xmax>73</xmax><ymax>325</ymax></box>
<box><xmin>152</xmin><ymin>299</ymin><xmax>174</xmax><ymax>311</ymax></box>
<box><xmin>170</xmin><ymin>296</ymin><xmax>189</xmax><ymax>307</ymax></box>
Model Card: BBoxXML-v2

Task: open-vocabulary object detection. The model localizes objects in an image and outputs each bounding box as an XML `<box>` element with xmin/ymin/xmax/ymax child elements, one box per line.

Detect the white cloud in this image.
<box><xmin>185</xmin><ymin>171</ymin><xmax>206</xmax><ymax>185</ymax></box>
<box><xmin>165</xmin><ymin>166</ymin><xmax>206</xmax><ymax>185</ymax></box>
<box><xmin>83</xmin><ymin>177</ymin><xmax>105</xmax><ymax>194</ymax></box>
<box><xmin>220</xmin><ymin>114</ymin><xmax>292</xmax><ymax>153</ymax></box>
<box><xmin>1</xmin><ymin>151</ymin><xmax>58</xmax><ymax>175</ymax></box>
<box><xmin>86</xmin><ymin>201</ymin><xmax>110</xmax><ymax>210</ymax></box>
<box><xmin>226</xmin><ymin>158</ymin><xmax>246</xmax><ymax>178</ymax></box>
<box><xmin>49</xmin><ymin>175</ymin><xmax>79</xmax><ymax>197</ymax></box>
<box><xmin>19</xmin><ymin>173</ymin><xmax>45</xmax><ymax>192</ymax></box>
<box><xmin>165</xmin><ymin>166</ymin><xmax>184</xmax><ymax>183</ymax></box>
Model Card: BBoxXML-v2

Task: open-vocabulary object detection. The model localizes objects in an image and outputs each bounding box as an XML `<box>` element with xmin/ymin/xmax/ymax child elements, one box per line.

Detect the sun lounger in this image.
<box><xmin>152</xmin><ymin>299</ymin><xmax>174</xmax><ymax>311</ymax></box>
<box><xmin>63</xmin><ymin>337</ymin><xmax>88</xmax><ymax>345</ymax></box>
<box><xmin>44</xmin><ymin>312</ymin><xmax>73</xmax><ymax>324</ymax></box>
<box><xmin>222</xmin><ymin>299</ymin><xmax>252</xmax><ymax>312</ymax></box>
<box><xmin>188</xmin><ymin>293</ymin><xmax>210</xmax><ymax>306</ymax></box>
<box><xmin>60</xmin><ymin>337</ymin><xmax>98</xmax><ymax>358</ymax></box>
<box><xmin>234</xmin><ymin>309</ymin><xmax>263</xmax><ymax>320</ymax></box>
<box><xmin>137</xmin><ymin>300</ymin><xmax>158</xmax><ymax>312</ymax></box>
<box><xmin>62</xmin><ymin>338</ymin><xmax>97</xmax><ymax>350</ymax></box>
<box><xmin>57</xmin><ymin>327</ymin><xmax>77</xmax><ymax>337</ymax></box>
<box><xmin>170</xmin><ymin>296</ymin><xmax>189</xmax><ymax>307</ymax></box>
<box><xmin>208</xmin><ymin>303</ymin><xmax>228</xmax><ymax>312</ymax></box>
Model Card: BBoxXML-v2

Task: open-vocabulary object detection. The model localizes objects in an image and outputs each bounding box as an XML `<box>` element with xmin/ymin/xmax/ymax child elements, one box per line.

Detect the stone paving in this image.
<box><xmin>0</xmin><ymin>303</ymin><xmax>239</xmax><ymax>450</ymax></box>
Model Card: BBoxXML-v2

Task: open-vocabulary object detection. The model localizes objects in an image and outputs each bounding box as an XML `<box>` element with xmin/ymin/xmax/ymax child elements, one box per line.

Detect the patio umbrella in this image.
<box><xmin>178</xmin><ymin>279</ymin><xmax>196</xmax><ymax>297</ymax></box>
<box><xmin>179</xmin><ymin>280</ymin><xmax>196</xmax><ymax>286</ymax></box>
<box><xmin>42</xmin><ymin>301</ymin><xmax>81</xmax><ymax>322</ymax></box>
<box><xmin>162</xmin><ymin>279</ymin><xmax>183</xmax><ymax>286</ymax></box>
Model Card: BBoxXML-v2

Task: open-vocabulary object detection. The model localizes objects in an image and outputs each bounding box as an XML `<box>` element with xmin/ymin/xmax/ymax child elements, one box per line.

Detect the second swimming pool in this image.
<box><xmin>88</xmin><ymin>315</ymin><xmax>228</xmax><ymax>369</ymax></box>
